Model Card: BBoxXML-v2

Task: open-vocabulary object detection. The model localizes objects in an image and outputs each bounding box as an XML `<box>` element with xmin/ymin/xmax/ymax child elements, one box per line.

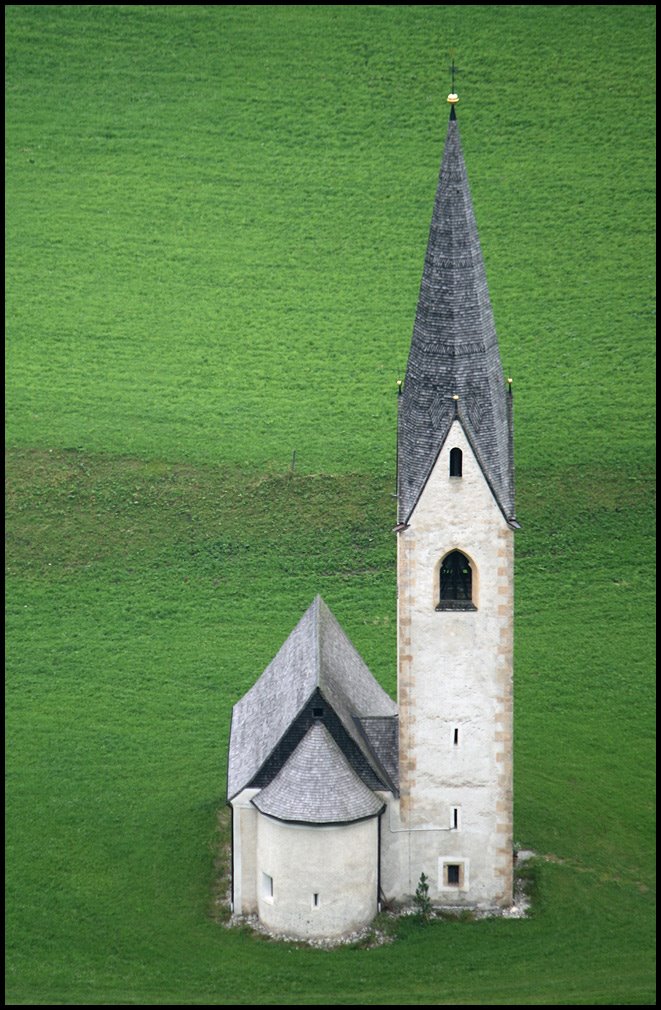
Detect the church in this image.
<box><xmin>227</xmin><ymin>91</ymin><xmax>518</xmax><ymax>940</ymax></box>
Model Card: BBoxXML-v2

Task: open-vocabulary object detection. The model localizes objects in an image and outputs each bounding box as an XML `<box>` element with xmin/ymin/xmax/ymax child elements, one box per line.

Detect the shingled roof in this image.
<box><xmin>252</xmin><ymin>723</ymin><xmax>385</xmax><ymax>824</ymax></box>
<box><xmin>227</xmin><ymin>596</ymin><xmax>398</xmax><ymax>802</ymax></box>
<box><xmin>398</xmin><ymin>105</ymin><xmax>516</xmax><ymax>526</ymax></box>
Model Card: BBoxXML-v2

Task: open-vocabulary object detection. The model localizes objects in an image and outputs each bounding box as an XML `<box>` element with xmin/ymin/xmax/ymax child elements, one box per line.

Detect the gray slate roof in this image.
<box><xmin>227</xmin><ymin>595</ymin><xmax>398</xmax><ymax>801</ymax></box>
<box><xmin>356</xmin><ymin>716</ymin><xmax>399</xmax><ymax>790</ymax></box>
<box><xmin>252</xmin><ymin>723</ymin><xmax>385</xmax><ymax>824</ymax></box>
<box><xmin>398</xmin><ymin>107</ymin><xmax>515</xmax><ymax>525</ymax></box>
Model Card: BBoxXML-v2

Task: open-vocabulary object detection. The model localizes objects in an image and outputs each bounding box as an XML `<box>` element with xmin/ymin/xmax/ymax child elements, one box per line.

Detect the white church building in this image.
<box><xmin>227</xmin><ymin>94</ymin><xmax>518</xmax><ymax>940</ymax></box>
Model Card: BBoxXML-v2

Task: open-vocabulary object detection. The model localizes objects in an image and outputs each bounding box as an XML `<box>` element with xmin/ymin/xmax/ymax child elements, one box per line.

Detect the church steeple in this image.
<box><xmin>394</xmin><ymin>95</ymin><xmax>515</xmax><ymax>909</ymax></box>
<box><xmin>397</xmin><ymin>100</ymin><xmax>516</xmax><ymax>526</ymax></box>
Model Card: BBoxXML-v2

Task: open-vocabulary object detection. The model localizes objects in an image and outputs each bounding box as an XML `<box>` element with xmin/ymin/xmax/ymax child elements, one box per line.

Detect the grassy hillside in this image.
<box><xmin>5</xmin><ymin>5</ymin><xmax>656</xmax><ymax>1006</ymax></box>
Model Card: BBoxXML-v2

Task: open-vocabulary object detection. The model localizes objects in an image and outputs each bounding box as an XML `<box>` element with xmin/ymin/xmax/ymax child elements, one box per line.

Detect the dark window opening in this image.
<box><xmin>449</xmin><ymin>447</ymin><xmax>463</xmax><ymax>477</ymax></box>
<box><xmin>438</xmin><ymin>550</ymin><xmax>474</xmax><ymax>608</ymax></box>
<box><xmin>453</xmin><ymin>727</ymin><xmax>459</xmax><ymax>746</ymax></box>
<box><xmin>446</xmin><ymin>864</ymin><xmax>461</xmax><ymax>886</ymax></box>
<box><xmin>452</xmin><ymin>808</ymin><xmax>459</xmax><ymax>830</ymax></box>
<box><xmin>312</xmin><ymin>707</ymin><xmax>324</xmax><ymax>719</ymax></box>
<box><xmin>312</xmin><ymin>892</ymin><xmax>320</xmax><ymax>908</ymax></box>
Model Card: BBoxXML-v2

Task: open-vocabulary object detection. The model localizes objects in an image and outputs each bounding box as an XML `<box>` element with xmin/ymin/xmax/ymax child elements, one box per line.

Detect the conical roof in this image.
<box><xmin>398</xmin><ymin>106</ymin><xmax>515</xmax><ymax>525</ymax></box>
<box><xmin>252</xmin><ymin>723</ymin><xmax>385</xmax><ymax>824</ymax></box>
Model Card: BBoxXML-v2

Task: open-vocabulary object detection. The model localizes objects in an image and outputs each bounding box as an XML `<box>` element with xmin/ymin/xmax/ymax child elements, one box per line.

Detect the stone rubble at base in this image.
<box><xmin>223</xmin><ymin>852</ymin><xmax>534</xmax><ymax>948</ymax></box>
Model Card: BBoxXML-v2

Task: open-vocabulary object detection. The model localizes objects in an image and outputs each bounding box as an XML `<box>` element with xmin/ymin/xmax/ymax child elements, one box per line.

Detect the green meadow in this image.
<box><xmin>5</xmin><ymin>5</ymin><xmax>655</xmax><ymax>1005</ymax></box>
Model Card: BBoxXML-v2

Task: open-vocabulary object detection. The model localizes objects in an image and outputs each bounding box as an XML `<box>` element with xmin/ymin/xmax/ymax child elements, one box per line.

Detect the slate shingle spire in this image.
<box><xmin>397</xmin><ymin>101</ymin><xmax>516</xmax><ymax>526</ymax></box>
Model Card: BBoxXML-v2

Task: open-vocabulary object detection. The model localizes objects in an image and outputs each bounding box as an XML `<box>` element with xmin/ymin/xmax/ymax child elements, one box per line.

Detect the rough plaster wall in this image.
<box><xmin>256</xmin><ymin>814</ymin><xmax>378</xmax><ymax>938</ymax></box>
<box><xmin>230</xmin><ymin>789</ymin><xmax>260</xmax><ymax>914</ymax></box>
<box><xmin>378</xmin><ymin>795</ymin><xmax>409</xmax><ymax>898</ymax></box>
<box><xmin>396</xmin><ymin>421</ymin><xmax>513</xmax><ymax>906</ymax></box>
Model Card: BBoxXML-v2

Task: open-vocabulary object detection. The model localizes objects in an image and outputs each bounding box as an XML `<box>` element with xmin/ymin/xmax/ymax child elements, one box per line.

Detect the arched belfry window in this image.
<box><xmin>437</xmin><ymin>551</ymin><xmax>477</xmax><ymax>611</ymax></box>
<box><xmin>449</xmin><ymin>447</ymin><xmax>463</xmax><ymax>477</ymax></box>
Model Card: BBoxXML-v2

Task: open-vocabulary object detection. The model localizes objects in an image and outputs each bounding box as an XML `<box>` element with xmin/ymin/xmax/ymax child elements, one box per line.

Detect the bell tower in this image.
<box><xmin>394</xmin><ymin>93</ymin><xmax>518</xmax><ymax>907</ymax></box>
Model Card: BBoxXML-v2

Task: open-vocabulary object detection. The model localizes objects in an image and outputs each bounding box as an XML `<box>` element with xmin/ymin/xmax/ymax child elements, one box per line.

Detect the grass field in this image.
<box><xmin>5</xmin><ymin>5</ymin><xmax>656</xmax><ymax>1005</ymax></box>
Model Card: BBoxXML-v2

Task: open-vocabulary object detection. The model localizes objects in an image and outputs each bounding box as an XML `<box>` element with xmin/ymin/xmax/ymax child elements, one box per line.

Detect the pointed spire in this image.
<box><xmin>397</xmin><ymin>104</ymin><xmax>516</xmax><ymax>525</ymax></box>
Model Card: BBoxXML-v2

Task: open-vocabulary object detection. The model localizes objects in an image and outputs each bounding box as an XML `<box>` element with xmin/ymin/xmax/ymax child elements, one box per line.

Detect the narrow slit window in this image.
<box><xmin>452</xmin><ymin>807</ymin><xmax>459</xmax><ymax>830</ymax></box>
<box><xmin>449</xmin><ymin>447</ymin><xmax>463</xmax><ymax>477</ymax></box>
<box><xmin>453</xmin><ymin>727</ymin><xmax>459</xmax><ymax>746</ymax></box>
<box><xmin>312</xmin><ymin>892</ymin><xmax>320</xmax><ymax>908</ymax></box>
<box><xmin>262</xmin><ymin>872</ymin><xmax>274</xmax><ymax>901</ymax></box>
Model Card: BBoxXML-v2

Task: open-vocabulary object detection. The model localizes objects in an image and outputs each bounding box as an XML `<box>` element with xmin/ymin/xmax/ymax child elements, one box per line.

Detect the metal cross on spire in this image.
<box><xmin>447</xmin><ymin>51</ymin><xmax>460</xmax><ymax>107</ymax></box>
<box><xmin>449</xmin><ymin>52</ymin><xmax>460</xmax><ymax>91</ymax></box>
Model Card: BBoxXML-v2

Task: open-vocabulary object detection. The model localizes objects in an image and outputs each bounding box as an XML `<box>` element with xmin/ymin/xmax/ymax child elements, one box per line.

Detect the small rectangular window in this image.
<box><xmin>453</xmin><ymin>727</ymin><xmax>459</xmax><ymax>746</ymax></box>
<box><xmin>262</xmin><ymin>872</ymin><xmax>274</xmax><ymax>901</ymax></box>
<box><xmin>439</xmin><ymin>858</ymin><xmax>468</xmax><ymax>891</ymax></box>
<box><xmin>446</xmin><ymin>863</ymin><xmax>461</xmax><ymax>886</ymax></box>
<box><xmin>312</xmin><ymin>892</ymin><xmax>320</xmax><ymax>908</ymax></box>
<box><xmin>452</xmin><ymin>807</ymin><xmax>459</xmax><ymax>830</ymax></box>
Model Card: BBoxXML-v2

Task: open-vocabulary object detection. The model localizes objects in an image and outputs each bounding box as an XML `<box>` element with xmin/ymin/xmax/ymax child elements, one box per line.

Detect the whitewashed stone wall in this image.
<box><xmin>230</xmin><ymin>788</ymin><xmax>261</xmax><ymax>914</ymax></box>
<box><xmin>395</xmin><ymin>420</ymin><xmax>513</xmax><ymax>906</ymax></box>
<box><xmin>255</xmin><ymin>812</ymin><xmax>379</xmax><ymax>938</ymax></box>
